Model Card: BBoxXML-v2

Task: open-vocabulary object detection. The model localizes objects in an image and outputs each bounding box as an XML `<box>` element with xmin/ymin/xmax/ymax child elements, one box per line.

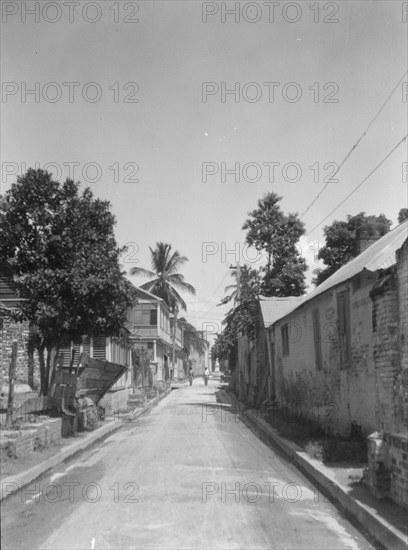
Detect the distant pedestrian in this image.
<box><xmin>188</xmin><ymin>367</ymin><xmax>194</xmax><ymax>386</ymax></box>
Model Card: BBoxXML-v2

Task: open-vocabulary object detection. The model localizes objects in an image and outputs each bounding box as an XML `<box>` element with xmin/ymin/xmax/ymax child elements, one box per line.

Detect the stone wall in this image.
<box><xmin>0</xmin><ymin>317</ymin><xmax>39</xmax><ymax>388</ymax></box>
<box><xmin>99</xmin><ymin>387</ymin><xmax>134</xmax><ymax>417</ymax></box>
<box><xmin>386</xmin><ymin>433</ymin><xmax>408</xmax><ymax>509</ymax></box>
<box><xmin>0</xmin><ymin>418</ymin><xmax>62</xmax><ymax>459</ymax></box>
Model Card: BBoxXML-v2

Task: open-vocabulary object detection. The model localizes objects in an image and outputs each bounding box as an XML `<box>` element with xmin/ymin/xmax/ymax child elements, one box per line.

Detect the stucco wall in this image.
<box><xmin>272</xmin><ymin>261</ymin><xmax>405</xmax><ymax>437</ymax></box>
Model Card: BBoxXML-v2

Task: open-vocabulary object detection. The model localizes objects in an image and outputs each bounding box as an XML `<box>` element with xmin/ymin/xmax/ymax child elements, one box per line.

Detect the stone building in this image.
<box><xmin>265</xmin><ymin>220</ymin><xmax>408</xmax><ymax>508</ymax></box>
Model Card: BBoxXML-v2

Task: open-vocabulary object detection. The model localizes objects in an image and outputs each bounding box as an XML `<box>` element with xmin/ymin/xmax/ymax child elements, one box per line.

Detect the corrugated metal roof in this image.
<box><xmin>271</xmin><ymin>220</ymin><xmax>408</xmax><ymax>324</ymax></box>
<box><xmin>259</xmin><ymin>296</ymin><xmax>305</xmax><ymax>327</ymax></box>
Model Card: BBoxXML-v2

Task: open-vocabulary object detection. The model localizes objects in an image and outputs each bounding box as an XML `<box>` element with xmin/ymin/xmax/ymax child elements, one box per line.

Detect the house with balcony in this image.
<box><xmin>125</xmin><ymin>287</ymin><xmax>184</xmax><ymax>386</ymax></box>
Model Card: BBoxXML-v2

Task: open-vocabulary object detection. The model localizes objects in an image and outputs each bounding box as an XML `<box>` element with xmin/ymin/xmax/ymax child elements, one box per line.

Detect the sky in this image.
<box><xmin>1</xmin><ymin>0</ymin><xmax>407</xmax><ymax>343</ymax></box>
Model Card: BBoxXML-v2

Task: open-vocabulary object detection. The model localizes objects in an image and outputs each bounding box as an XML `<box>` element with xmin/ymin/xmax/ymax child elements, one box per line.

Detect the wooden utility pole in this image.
<box><xmin>6</xmin><ymin>340</ymin><xmax>18</xmax><ymax>429</ymax></box>
<box><xmin>229</xmin><ymin>262</ymin><xmax>242</xmax><ymax>304</ymax></box>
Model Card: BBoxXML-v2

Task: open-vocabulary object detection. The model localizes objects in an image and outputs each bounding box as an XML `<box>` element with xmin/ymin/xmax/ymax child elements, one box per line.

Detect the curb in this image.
<box><xmin>0</xmin><ymin>388</ymin><xmax>172</xmax><ymax>502</ymax></box>
<box><xmin>225</xmin><ymin>391</ymin><xmax>407</xmax><ymax>550</ymax></box>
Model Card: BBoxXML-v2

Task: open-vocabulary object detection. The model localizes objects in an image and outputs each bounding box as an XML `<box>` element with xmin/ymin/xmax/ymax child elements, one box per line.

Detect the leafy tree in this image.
<box><xmin>130</xmin><ymin>242</ymin><xmax>196</xmax><ymax>312</ymax></box>
<box><xmin>398</xmin><ymin>208</ymin><xmax>408</xmax><ymax>223</ymax></box>
<box><xmin>211</xmin><ymin>331</ymin><xmax>235</xmax><ymax>364</ymax></box>
<box><xmin>212</xmin><ymin>266</ymin><xmax>260</xmax><ymax>369</ymax></box>
<box><xmin>180</xmin><ymin>319</ymin><xmax>207</xmax><ymax>357</ymax></box>
<box><xmin>242</xmin><ymin>193</ymin><xmax>306</xmax><ymax>297</ymax></box>
<box><xmin>0</xmin><ymin>169</ymin><xmax>137</xmax><ymax>395</ymax></box>
<box><xmin>312</xmin><ymin>212</ymin><xmax>392</xmax><ymax>286</ymax></box>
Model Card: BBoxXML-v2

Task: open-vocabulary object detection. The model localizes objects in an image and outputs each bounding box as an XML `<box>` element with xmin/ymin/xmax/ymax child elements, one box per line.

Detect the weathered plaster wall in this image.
<box><xmin>272</xmin><ymin>264</ymin><xmax>404</xmax><ymax>436</ymax></box>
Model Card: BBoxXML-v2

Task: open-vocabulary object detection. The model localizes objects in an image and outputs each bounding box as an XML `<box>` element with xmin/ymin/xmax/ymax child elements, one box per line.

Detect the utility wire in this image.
<box><xmin>184</xmin><ymin>269</ymin><xmax>230</xmax><ymax>324</ymax></box>
<box><xmin>300</xmin><ymin>70</ymin><xmax>407</xmax><ymax>219</ymax></box>
<box><xmin>301</xmin><ymin>134</ymin><xmax>407</xmax><ymax>239</ymax></box>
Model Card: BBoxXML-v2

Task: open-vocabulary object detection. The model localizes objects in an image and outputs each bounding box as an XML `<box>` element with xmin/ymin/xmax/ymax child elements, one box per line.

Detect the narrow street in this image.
<box><xmin>2</xmin><ymin>378</ymin><xmax>373</xmax><ymax>550</ymax></box>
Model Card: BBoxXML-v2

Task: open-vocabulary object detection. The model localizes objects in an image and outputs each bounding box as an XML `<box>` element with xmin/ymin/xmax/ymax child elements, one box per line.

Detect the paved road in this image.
<box><xmin>1</xmin><ymin>379</ymin><xmax>373</xmax><ymax>550</ymax></box>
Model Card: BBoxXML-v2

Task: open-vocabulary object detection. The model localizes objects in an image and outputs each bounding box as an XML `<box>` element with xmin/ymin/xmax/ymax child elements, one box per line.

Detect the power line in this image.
<box><xmin>300</xmin><ymin>70</ymin><xmax>407</xmax><ymax>219</ymax></box>
<box><xmin>301</xmin><ymin>134</ymin><xmax>407</xmax><ymax>239</ymax></box>
<box><xmin>184</xmin><ymin>268</ymin><xmax>230</xmax><ymax>322</ymax></box>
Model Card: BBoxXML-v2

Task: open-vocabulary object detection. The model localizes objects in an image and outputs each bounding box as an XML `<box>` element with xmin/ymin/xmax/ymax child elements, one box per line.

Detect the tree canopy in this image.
<box><xmin>398</xmin><ymin>208</ymin><xmax>408</xmax><ymax>224</ymax></box>
<box><xmin>0</xmin><ymin>168</ymin><xmax>137</xmax><ymax>394</ymax></box>
<box><xmin>312</xmin><ymin>212</ymin><xmax>392</xmax><ymax>286</ymax></box>
<box><xmin>242</xmin><ymin>192</ymin><xmax>306</xmax><ymax>297</ymax></box>
<box><xmin>212</xmin><ymin>266</ymin><xmax>260</xmax><ymax>366</ymax></box>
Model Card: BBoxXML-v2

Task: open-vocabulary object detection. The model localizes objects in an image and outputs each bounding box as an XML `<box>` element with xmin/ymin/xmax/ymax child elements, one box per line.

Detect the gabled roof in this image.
<box><xmin>134</xmin><ymin>286</ymin><xmax>164</xmax><ymax>303</ymax></box>
<box><xmin>270</xmin><ymin>220</ymin><xmax>408</xmax><ymax>324</ymax></box>
<box><xmin>259</xmin><ymin>296</ymin><xmax>304</xmax><ymax>327</ymax></box>
<box><xmin>305</xmin><ymin>220</ymin><xmax>408</xmax><ymax>302</ymax></box>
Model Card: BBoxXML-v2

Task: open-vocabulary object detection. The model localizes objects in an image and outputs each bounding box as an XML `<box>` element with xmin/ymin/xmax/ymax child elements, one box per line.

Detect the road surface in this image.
<box><xmin>1</xmin><ymin>378</ymin><xmax>373</xmax><ymax>549</ymax></box>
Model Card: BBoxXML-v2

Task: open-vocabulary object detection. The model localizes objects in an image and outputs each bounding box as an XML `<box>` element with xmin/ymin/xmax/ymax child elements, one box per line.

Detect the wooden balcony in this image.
<box><xmin>126</xmin><ymin>323</ymin><xmax>173</xmax><ymax>346</ymax></box>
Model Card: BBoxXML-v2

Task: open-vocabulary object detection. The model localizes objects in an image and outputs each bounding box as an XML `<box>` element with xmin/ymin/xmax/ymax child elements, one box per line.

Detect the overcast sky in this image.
<box><xmin>1</xmin><ymin>0</ymin><xmax>407</xmax><ymax>340</ymax></box>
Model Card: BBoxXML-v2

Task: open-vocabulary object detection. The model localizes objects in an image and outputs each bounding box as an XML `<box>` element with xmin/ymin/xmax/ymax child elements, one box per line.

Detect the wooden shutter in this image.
<box><xmin>92</xmin><ymin>337</ymin><xmax>106</xmax><ymax>360</ymax></box>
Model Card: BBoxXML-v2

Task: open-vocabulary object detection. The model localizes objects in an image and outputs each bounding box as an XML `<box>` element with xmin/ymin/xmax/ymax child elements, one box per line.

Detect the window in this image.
<box><xmin>150</xmin><ymin>308</ymin><xmax>157</xmax><ymax>326</ymax></box>
<box><xmin>312</xmin><ymin>309</ymin><xmax>322</xmax><ymax>370</ymax></box>
<box><xmin>147</xmin><ymin>342</ymin><xmax>154</xmax><ymax>350</ymax></box>
<box><xmin>281</xmin><ymin>324</ymin><xmax>289</xmax><ymax>357</ymax></box>
<box><xmin>134</xmin><ymin>309</ymin><xmax>143</xmax><ymax>324</ymax></box>
<box><xmin>337</xmin><ymin>290</ymin><xmax>351</xmax><ymax>368</ymax></box>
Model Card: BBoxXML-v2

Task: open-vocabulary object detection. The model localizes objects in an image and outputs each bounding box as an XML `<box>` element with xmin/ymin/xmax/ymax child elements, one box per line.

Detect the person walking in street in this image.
<box><xmin>188</xmin><ymin>367</ymin><xmax>194</xmax><ymax>386</ymax></box>
<box><xmin>203</xmin><ymin>367</ymin><xmax>210</xmax><ymax>386</ymax></box>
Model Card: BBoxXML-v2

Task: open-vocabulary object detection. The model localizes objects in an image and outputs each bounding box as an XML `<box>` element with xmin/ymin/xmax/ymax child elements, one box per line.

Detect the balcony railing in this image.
<box><xmin>127</xmin><ymin>324</ymin><xmax>173</xmax><ymax>345</ymax></box>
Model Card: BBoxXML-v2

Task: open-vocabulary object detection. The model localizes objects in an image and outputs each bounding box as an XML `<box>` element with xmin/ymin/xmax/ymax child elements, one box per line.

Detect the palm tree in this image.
<box><xmin>130</xmin><ymin>242</ymin><xmax>196</xmax><ymax>312</ymax></box>
<box><xmin>180</xmin><ymin>318</ymin><xmax>208</xmax><ymax>354</ymax></box>
<box><xmin>130</xmin><ymin>242</ymin><xmax>196</xmax><ymax>381</ymax></box>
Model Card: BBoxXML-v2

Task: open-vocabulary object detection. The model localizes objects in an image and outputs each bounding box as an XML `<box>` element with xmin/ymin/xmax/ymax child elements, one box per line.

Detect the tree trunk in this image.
<box><xmin>5</xmin><ymin>341</ymin><xmax>18</xmax><ymax>429</ymax></box>
<box><xmin>44</xmin><ymin>344</ymin><xmax>54</xmax><ymax>395</ymax></box>
<box><xmin>48</xmin><ymin>343</ymin><xmax>60</xmax><ymax>393</ymax></box>
<box><xmin>38</xmin><ymin>343</ymin><xmax>47</xmax><ymax>397</ymax></box>
<box><xmin>27</xmin><ymin>343</ymin><xmax>35</xmax><ymax>391</ymax></box>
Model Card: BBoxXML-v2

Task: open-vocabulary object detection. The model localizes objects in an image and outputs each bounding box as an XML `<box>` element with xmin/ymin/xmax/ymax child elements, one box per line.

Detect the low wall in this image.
<box><xmin>366</xmin><ymin>431</ymin><xmax>408</xmax><ymax>510</ymax></box>
<box><xmin>386</xmin><ymin>432</ymin><xmax>408</xmax><ymax>509</ymax></box>
<box><xmin>0</xmin><ymin>418</ymin><xmax>62</xmax><ymax>459</ymax></box>
<box><xmin>99</xmin><ymin>387</ymin><xmax>133</xmax><ymax>417</ymax></box>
